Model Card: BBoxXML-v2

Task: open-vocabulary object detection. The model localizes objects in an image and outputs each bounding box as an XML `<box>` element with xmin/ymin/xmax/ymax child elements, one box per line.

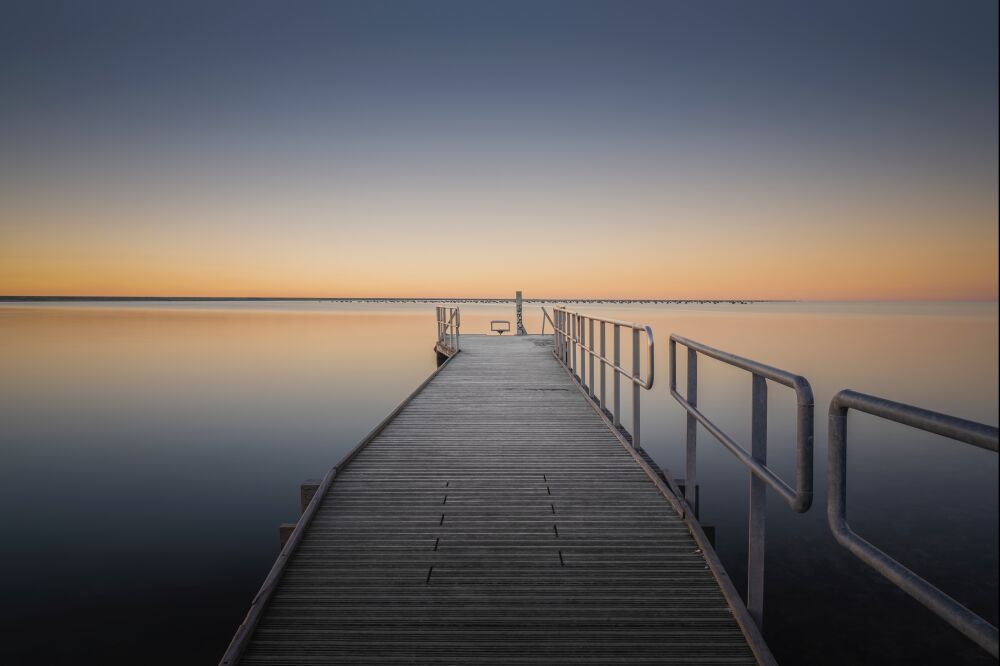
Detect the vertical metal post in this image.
<box><xmin>748</xmin><ymin>373</ymin><xmax>768</xmax><ymax>628</ymax></box>
<box><xmin>578</xmin><ymin>317</ymin><xmax>584</xmax><ymax>385</ymax></box>
<box><xmin>454</xmin><ymin>308</ymin><xmax>459</xmax><ymax>350</ymax></box>
<box><xmin>686</xmin><ymin>348</ymin><xmax>698</xmax><ymax>507</ymax></box>
<box><xmin>571</xmin><ymin>314</ymin><xmax>578</xmax><ymax>377</ymax></box>
<box><xmin>632</xmin><ymin>327</ymin><xmax>641</xmax><ymax>449</ymax></box>
<box><xmin>564</xmin><ymin>312</ymin><xmax>568</xmax><ymax>366</ymax></box>
<box><xmin>555</xmin><ymin>310</ymin><xmax>560</xmax><ymax>358</ymax></box>
<box><xmin>577</xmin><ymin>315</ymin><xmax>582</xmax><ymax>378</ymax></box>
<box><xmin>560</xmin><ymin>311</ymin><xmax>566</xmax><ymax>362</ymax></box>
<box><xmin>599</xmin><ymin>322</ymin><xmax>606</xmax><ymax>408</ymax></box>
<box><xmin>554</xmin><ymin>310</ymin><xmax>560</xmax><ymax>357</ymax></box>
<box><xmin>612</xmin><ymin>324</ymin><xmax>621</xmax><ymax>427</ymax></box>
<box><xmin>566</xmin><ymin>312</ymin><xmax>576</xmax><ymax>376</ymax></box>
<box><xmin>563</xmin><ymin>311</ymin><xmax>569</xmax><ymax>364</ymax></box>
<box><xmin>588</xmin><ymin>318</ymin><xmax>595</xmax><ymax>398</ymax></box>
<box><xmin>552</xmin><ymin>308</ymin><xmax>563</xmax><ymax>360</ymax></box>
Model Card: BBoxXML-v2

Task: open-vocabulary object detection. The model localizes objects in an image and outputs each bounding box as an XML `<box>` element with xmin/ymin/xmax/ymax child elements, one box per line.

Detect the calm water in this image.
<box><xmin>0</xmin><ymin>301</ymin><xmax>996</xmax><ymax>664</ymax></box>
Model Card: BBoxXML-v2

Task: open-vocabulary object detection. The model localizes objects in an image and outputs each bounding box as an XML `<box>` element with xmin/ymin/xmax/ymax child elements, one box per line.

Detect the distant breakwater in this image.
<box><xmin>0</xmin><ymin>296</ymin><xmax>781</xmax><ymax>305</ymax></box>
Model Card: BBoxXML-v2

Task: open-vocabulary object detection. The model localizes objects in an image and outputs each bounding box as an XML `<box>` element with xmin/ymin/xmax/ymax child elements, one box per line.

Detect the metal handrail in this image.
<box><xmin>435</xmin><ymin>306</ymin><xmax>460</xmax><ymax>354</ymax></box>
<box><xmin>828</xmin><ymin>389</ymin><xmax>999</xmax><ymax>657</ymax></box>
<box><xmin>552</xmin><ymin>308</ymin><xmax>654</xmax><ymax>448</ymax></box>
<box><xmin>669</xmin><ymin>333</ymin><xmax>814</xmax><ymax>629</ymax></box>
<box><xmin>540</xmin><ymin>306</ymin><xmax>556</xmax><ymax>335</ymax></box>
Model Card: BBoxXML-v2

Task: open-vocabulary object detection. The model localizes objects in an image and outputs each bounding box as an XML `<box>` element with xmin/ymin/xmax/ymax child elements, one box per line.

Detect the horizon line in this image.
<box><xmin>0</xmin><ymin>295</ymin><xmax>786</xmax><ymax>302</ymax></box>
<box><xmin>2</xmin><ymin>295</ymin><xmax>998</xmax><ymax>303</ymax></box>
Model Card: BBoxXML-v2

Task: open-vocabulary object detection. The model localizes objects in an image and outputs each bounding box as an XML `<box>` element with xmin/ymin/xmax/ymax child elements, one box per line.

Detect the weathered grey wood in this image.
<box><xmin>231</xmin><ymin>336</ymin><xmax>762</xmax><ymax>665</ymax></box>
<box><xmin>278</xmin><ymin>523</ymin><xmax>295</xmax><ymax>550</ymax></box>
<box><xmin>300</xmin><ymin>480</ymin><xmax>321</xmax><ymax>515</ymax></box>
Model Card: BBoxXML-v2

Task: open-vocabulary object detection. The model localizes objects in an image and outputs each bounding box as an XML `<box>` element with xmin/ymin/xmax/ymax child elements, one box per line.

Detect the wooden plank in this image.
<box><xmin>227</xmin><ymin>335</ymin><xmax>764</xmax><ymax>665</ymax></box>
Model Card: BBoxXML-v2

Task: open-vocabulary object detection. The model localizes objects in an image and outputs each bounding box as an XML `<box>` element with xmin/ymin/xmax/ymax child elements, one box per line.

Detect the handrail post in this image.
<box><xmin>613</xmin><ymin>324</ymin><xmax>621</xmax><ymax>427</ymax></box>
<box><xmin>572</xmin><ymin>313</ymin><xmax>577</xmax><ymax>377</ymax></box>
<box><xmin>686</xmin><ymin>348</ymin><xmax>698</xmax><ymax>507</ymax></box>
<box><xmin>632</xmin><ymin>327</ymin><xmax>640</xmax><ymax>449</ymax></box>
<box><xmin>573</xmin><ymin>314</ymin><xmax>585</xmax><ymax>383</ymax></box>
<box><xmin>562</xmin><ymin>310</ymin><xmax>569</xmax><ymax>364</ymax></box>
<box><xmin>748</xmin><ymin>373</ymin><xmax>768</xmax><ymax>628</ymax></box>
<box><xmin>573</xmin><ymin>314</ymin><xmax>579</xmax><ymax>378</ymax></box>
<box><xmin>599</xmin><ymin>322</ymin><xmax>607</xmax><ymax>408</ymax></box>
<box><xmin>568</xmin><ymin>313</ymin><xmax>574</xmax><ymax>375</ymax></box>
<box><xmin>554</xmin><ymin>309</ymin><xmax>560</xmax><ymax>357</ymax></box>
<box><xmin>560</xmin><ymin>310</ymin><xmax>565</xmax><ymax>361</ymax></box>
<box><xmin>562</xmin><ymin>310</ymin><xmax>568</xmax><ymax>363</ymax></box>
<box><xmin>553</xmin><ymin>309</ymin><xmax>559</xmax><ymax>355</ymax></box>
<box><xmin>564</xmin><ymin>312</ymin><xmax>568</xmax><ymax>368</ymax></box>
<box><xmin>588</xmin><ymin>318</ymin><xmax>596</xmax><ymax>398</ymax></box>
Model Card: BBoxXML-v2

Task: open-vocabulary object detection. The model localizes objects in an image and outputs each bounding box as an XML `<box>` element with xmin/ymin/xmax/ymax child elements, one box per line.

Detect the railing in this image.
<box><xmin>552</xmin><ymin>308</ymin><xmax>654</xmax><ymax>448</ymax></box>
<box><xmin>546</xmin><ymin>316</ymin><xmax>996</xmax><ymax>653</ymax></box>
<box><xmin>435</xmin><ymin>306</ymin><xmax>460</xmax><ymax>355</ymax></box>
<box><xmin>828</xmin><ymin>390</ymin><xmax>999</xmax><ymax>658</ymax></box>
<box><xmin>669</xmin><ymin>334</ymin><xmax>814</xmax><ymax>629</ymax></box>
<box><xmin>540</xmin><ymin>306</ymin><xmax>556</xmax><ymax>335</ymax></box>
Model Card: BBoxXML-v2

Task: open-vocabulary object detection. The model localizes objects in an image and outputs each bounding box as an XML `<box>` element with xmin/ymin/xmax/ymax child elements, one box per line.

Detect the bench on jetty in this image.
<box><xmin>221</xmin><ymin>306</ymin><xmax>999</xmax><ymax>665</ymax></box>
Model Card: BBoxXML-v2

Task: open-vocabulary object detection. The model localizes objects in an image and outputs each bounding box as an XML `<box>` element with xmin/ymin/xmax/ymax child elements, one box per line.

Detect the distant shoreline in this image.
<box><xmin>0</xmin><ymin>296</ymin><xmax>782</xmax><ymax>304</ymax></box>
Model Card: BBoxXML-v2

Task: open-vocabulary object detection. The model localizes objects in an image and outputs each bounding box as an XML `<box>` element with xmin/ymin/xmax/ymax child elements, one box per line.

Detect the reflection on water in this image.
<box><xmin>0</xmin><ymin>301</ymin><xmax>996</xmax><ymax>664</ymax></box>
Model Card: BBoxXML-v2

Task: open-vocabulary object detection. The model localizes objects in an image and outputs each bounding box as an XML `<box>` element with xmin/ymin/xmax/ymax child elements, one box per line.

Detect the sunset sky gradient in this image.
<box><xmin>1</xmin><ymin>0</ymin><xmax>996</xmax><ymax>299</ymax></box>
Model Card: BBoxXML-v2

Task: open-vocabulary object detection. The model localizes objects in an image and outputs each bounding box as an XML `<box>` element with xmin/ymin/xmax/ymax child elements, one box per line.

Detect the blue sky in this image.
<box><xmin>1</xmin><ymin>1</ymin><xmax>996</xmax><ymax>297</ymax></box>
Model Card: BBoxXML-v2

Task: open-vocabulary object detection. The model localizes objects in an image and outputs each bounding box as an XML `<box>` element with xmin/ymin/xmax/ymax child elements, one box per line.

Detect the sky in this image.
<box><xmin>0</xmin><ymin>0</ymin><xmax>996</xmax><ymax>299</ymax></box>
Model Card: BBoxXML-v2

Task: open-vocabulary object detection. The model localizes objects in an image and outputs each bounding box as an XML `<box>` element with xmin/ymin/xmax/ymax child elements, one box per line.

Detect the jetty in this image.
<box><xmin>221</xmin><ymin>304</ymin><xmax>999</xmax><ymax>665</ymax></box>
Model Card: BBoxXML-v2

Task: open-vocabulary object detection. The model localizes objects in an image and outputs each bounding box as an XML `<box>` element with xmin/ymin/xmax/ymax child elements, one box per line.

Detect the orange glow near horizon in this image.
<box><xmin>1</xmin><ymin>185</ymin><xmax>996</xmax><ymax>300</ymax></box>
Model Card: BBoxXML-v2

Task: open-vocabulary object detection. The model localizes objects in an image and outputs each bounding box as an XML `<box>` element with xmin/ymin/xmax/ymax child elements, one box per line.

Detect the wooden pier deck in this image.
<box><xmin>223</xmin><ymin>335</ymin><xmax>768</xmax><ymax>665</ymax></box>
